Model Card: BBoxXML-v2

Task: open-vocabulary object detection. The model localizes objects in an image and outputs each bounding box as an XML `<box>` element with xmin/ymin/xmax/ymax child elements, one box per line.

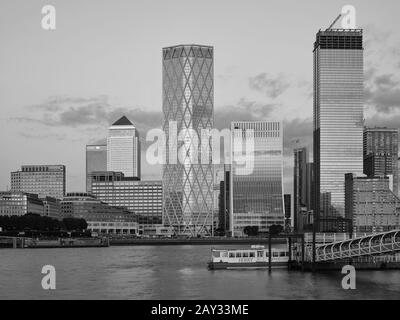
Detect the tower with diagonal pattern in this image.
<box><xmin>162</xmin><ymin>44</ymin><xmax>214</xmax><ymax>236</ymax></box>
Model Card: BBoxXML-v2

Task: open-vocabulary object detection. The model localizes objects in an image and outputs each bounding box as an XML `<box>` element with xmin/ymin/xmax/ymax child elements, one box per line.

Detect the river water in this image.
<box><xmin>0</xmin><ymin>245</ymin><xmax>399</xmax><ymax>299</ymax></box>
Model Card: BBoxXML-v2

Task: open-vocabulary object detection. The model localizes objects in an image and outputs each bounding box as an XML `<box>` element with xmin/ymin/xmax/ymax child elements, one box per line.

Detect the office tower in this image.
<box><xmin>305</xmin><ymin>162</ymin><xmax>315</xmax><ymax>212</ymax></box>
<box><xmin>11</xmin><ymin>165</ymin><xmax>66</xmax><ymax>199</ymax></box>
<box><xmin>213</xmin><ymin>164</ymin><xmax>225</xmax><ymax>229</ymax></box>
<box><xmin>230</xmin><ymin>121</ymin><xmax>285</xmax><ymax>236</ymax></box>
<box><xmin>0</xmin><ymin>192</ymin><xmax>44</xmax><ymax>216</ymax></box>
<box><xmin>345</xmin><ymin>173</ymin><xmax>400</xmax><ymax>233</ymax></box>
<box><xmin>86</xmin><ymin>144</ymin><xmax>107</xmax><ymax>192</ymax></box>
<box><xmin>162</xmin><ymin>44</ymin><xmax>214</xmax><ymax>236</ymax></box>
<box><xmin>313</xmin><ymin>28</ymin><xmax>364</xmax><ymax>231</ymax></box>
<box><xmin>89</xmin><ymin>171</ymin><xmax>163</xmax><ymax>235</ymax></box>
<box><xmin>284</xmin><ymin>194</ymin><xmax>291</xmax><ymax>230</ymax></box>
<box><xmin>363</xmin><ymin>127</ymin><xmax>399</xmax><ymax>196</ymax></box>
<box><xmin>218</xmin><ymin>165</ymin><xmax>231</xmax><ymax>234</ymax></box>
<box><xmin>61</xmin><ymin>192</ymin><xmax>138</xmax><ymax>235</ymax></box>
<box><xmin>107</xmin><ymin>116</ymin><xmax>140</xmax><ymax>179</ymax></box>
<box><xmin>294</xmin><ymin>147</ymin><xmax>307</xmax><ymax>231</ymax></box>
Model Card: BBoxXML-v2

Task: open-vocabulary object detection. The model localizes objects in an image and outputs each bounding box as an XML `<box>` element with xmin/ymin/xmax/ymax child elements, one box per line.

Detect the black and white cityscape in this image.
<box><xmin>1</xmin><ymin>0</ymin><xmax>400</xmax><ymax>302</ymax></box>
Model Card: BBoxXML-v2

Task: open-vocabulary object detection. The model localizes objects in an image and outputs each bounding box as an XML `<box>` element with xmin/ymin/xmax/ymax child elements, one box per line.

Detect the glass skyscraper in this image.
<box><xmin>162</xmin><ymin>44</ymin><xmax>214</xmax><ymax>236</ymax></box>
<box><xmin>313</xmin><ymin>29</ymin><xmax>364</xmax><ymax>231</ymax></box>
<box><xmin>230</xmin><ymin>121</ymin><xmax>285</xmax><ymax>236</ymax></box>
<box><xmin>107</xmin><ymin>116</ymin><xmax>140</xmax><ymax>179</ymax></box>
<box><xmin>294</xmin><ymin>147</ymin><xmax>307</xmax><ymax>231</ymax></box>
<box><xmin>86</xmin><ymin>144</ymin><xmax>107</xmax><ymax>192</ymax></box>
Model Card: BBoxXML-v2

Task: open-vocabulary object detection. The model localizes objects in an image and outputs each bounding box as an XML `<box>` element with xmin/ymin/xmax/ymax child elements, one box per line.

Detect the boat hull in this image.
<box><xmin>208</xmin><ymin>261</ymin><xmax>288</xmax><ymax>270</ymax></box>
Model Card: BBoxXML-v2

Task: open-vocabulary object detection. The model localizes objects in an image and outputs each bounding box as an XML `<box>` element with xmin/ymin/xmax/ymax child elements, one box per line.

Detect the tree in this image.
<box><xmin>243</xmin><ymin>226</ymin><xmax>259</xmax><ymax>236</ymax></box>
<box><xmin>269</xmin><ymin>224</ymin><xmax>284</xmax><ymax>236</ymax></box>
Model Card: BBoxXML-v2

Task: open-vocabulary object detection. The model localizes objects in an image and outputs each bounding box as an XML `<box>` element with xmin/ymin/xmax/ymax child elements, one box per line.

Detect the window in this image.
<box><xmin>235</xmin><ymin>252</ymin><xmax>242</xmax><ymax>258</ymax></box>
<box><xmin>229</xmin><ymin>252</ymin><xmax>235</xmax><ymax>258</ymax></box>
<box><xmin>249</xmin><ymin>252</ymin><xmax>255</xmax><ymax>258</ymax></box>
<box><xmin>243</xmin><ymin>252</ymin><xmax>249</xmax><ymax>258</ymax></box>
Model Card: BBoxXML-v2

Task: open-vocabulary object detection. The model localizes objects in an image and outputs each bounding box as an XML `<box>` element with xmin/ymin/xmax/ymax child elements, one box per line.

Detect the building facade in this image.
<box><xmin>313</xmin><ymin>29</ymin><xmax>364</xmax><ymax>231</ymax></box>
<box><xmin>230</xmin><ymin>121</ymin><xmax>285</xmax><ymax>236</ymax></box>
<box><xmin>107</xmin><ymin>116</ymin><xmax>140</xmax><ymax>179</ymax></box>
<box><xmin>41</xmin><ymin>196</ymin><xmax>61</xmax><ymax>219</ymax></box>
<box><xmin>218</xmin><ymin>165</ymin><xmax>231</xmax><ymax>234</ymax></box>
<box><xmin>11</xmin><ymin>165</ymin><xmax>66</xmax><ymax>199</ymax></box>
<box><xmin>0</xmin><ymin>192</ymin><xmax>44</xmax><ymax>216</ymax></box>
<box><xmin>86</xmin><ymin>144</ymin><xmax>107</xmax><ymax>192</ymax></box>
<box><xmin>89</xmin><ymin>171</ymin><xmax>163</xmax><ymax>234</ymax></box>
<box><xmin>61</xmin><ymin>192</ymin><xmax>138</xmax><ymax>235</ymax></box>
<box><xmin>162</xmin><ymin>44</ymin><xmax>214</xmax><ymax>236</ymax></box>
<box><xmin>345</xmin><ymin>174</ymin><xmax>400</xmax><ymax>233</ymax></box>
<box><xmin>363</xmin><ymin>127</ymin><xmax>399</xmax><ymax>196</ymax></box>
<box><xmin>284</xmin><ymin>194</ymin><xmax>291</xmax><ymax>231</ymax></box>
<box><xmin>294</xmin><ymin>147</ymin><xmax>307</xmax><ymax>231</ymax></box>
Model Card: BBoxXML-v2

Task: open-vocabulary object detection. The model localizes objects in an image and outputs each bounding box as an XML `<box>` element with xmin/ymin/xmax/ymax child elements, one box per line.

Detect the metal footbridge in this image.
<box><xmin>308</xmin><ymin>230</ymin><xmax>400</xmax><ymax>262</ymax></box>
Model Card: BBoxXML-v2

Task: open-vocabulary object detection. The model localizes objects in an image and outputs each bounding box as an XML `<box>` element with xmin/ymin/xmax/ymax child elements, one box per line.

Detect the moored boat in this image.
<box><xmin>208</xmin><ymin>245</ymin><xmax>289</xmax><ymax>270</ymax></box>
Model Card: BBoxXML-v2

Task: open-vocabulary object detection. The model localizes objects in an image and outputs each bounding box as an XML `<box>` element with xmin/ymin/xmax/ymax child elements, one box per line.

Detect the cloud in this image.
<box><xmin>364</xmin><ymin>70</ymin><xmax>400</xmax><ymax>113</ymax></box>
<box><xmin>214</xmin><ymin>98</ymin><xmax>277</xmax><ymax>129</ymax></box>
<box><xmin>365</xmin><ymin>113</ymin><xmax>400</xmax><ymax>130</ymax></box>
<box><xmin>11</xmin><ymin>95</ymin><xmax>163</xmax><ymax>138</ymax></box>
<box><xmin>248</xmin><ymin>73</ymin><xmax>290</xmax><ymax>99</ymax></box>
<box><xmin>282</xmin><ymin>118</ymin><xmax>313</xmax><ymax>157</ymax></box>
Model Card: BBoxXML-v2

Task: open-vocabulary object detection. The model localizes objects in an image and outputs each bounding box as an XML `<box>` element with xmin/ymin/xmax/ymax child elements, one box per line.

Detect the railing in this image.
<box><xmin>313</xmin><ymin>230</ymin><xmax>400</xmax><ymax>262</ymax></box>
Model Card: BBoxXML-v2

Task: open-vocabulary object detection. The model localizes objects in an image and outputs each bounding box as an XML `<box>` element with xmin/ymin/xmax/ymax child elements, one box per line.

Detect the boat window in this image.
<box><xmin>235</xmin><ymin>252</ymin><xmax>242</xmax><ymax>258</ymax></box>
<box><xmin>249</xmin><ymin>252</ymin><xmax>255</xmax><ymax>258</ymax></box>
<box><xmin>257</xmin><ymin>251</ymin><xmax>263</xmax><ymax>257</ymax></box>
<box><xmin>213</xmin><ymin>251</ymin><xmax>220</xmax><ymax>258</ymax></box>
<box><xmin>243</xmin><ymin>252</ymin><xmax>249</xmax><ymax>258</ymax></box>
<box><xmin>273</xmin><ymin>252</ymin><xmax>279</xmax><ymax>257</ymax></box>
<box><xmin>265</xmin><ymin>252</ymin><xmax>269</xmax><ymax>257</ymax></box>
<box><xmin>229</xmin><ymin>252</ymin><xmax>235</xmax><ymax>258</ymax></box>
<box><xmin>280</xmin><ymin>252</ymin><xmax>286</xmax><ymax>257</ymax></box>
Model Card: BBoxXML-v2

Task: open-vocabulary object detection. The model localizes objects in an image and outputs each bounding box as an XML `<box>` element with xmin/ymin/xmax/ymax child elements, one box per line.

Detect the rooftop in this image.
<box><xmin>112</xmin><ymin>116</ymin><xmax>134</xmax><ymax>126</ymax></box>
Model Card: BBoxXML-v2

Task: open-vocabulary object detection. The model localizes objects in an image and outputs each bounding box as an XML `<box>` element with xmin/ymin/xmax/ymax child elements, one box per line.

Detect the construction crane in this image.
<box><xmin>327</xmin><ymin>14</ymin><xmax>342</xmax><ymax>30</ymax></box>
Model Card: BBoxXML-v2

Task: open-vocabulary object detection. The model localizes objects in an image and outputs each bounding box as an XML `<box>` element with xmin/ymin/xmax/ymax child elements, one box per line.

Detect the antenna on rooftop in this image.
<box><xmin>327</xmin><ymin>14</ymin><xmax>342</xmax><ymax>30</ymax></box>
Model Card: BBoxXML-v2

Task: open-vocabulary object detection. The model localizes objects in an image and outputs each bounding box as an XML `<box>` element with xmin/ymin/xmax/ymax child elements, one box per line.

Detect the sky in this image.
<box><xmin>1</xmin><ymin>0</ymin><xmax>400</xmax><ymax>196</ymax></box>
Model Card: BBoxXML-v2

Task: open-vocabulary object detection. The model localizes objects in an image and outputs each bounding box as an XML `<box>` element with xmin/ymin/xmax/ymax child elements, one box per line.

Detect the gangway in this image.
<box><xmin>305</xmin><ymin>230</ymin><xmax>400</xmax><ymax>262</ymax></box>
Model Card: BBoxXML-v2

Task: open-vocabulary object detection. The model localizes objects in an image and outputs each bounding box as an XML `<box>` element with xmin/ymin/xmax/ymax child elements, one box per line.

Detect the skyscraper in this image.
<box><xmin>107</xmin><ymin>116</ymin><xmax>140</xmax><ymax>179</ymax></box>
<box><xmin>294</xmin><ymin>147</ymin><xmax>307</xmax><ymax>231</ymax></box>
<box><xmin>162</xmin><ymin>45</ymin><xmax>214</xmax><ymax>236</ymax></box>
<box><xmin>313</xmin><ymin>28</ymin><xmax>364</xmax><ymax>231</ymax></box>
<box><xmin>305</xmin><ymin>162</ymin><xmax>315</xmax><ymax>214</ymax></box>
<box><xmin>11</xmin><ymin>165</ymin><xmax>66</xmax><ymax>199</ymax></box>
<box><xmin>230</xmin><ymin>121</ymin><xmax>285</xmax><ymax>236</ymax></box>
<box><xmin>363</xmin><ymin>127</ymin><xmax>399</xmax><ymax>196</ymax></box>
<box><xmin>284</xmin><ymin>194</ymin><xmax>291</xmax><ymax>230</ymax></box>
<box><xmin>86</xmin><ymin>144</ymin><xmax>107</xmax><ymax>192</ymax></box>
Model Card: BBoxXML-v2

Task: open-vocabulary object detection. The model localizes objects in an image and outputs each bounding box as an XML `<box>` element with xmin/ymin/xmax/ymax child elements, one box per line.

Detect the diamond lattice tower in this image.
<box><xmin>162</xmin><ymin>44</ymin><xmax>214</xmax><ymax>236</ymax></box>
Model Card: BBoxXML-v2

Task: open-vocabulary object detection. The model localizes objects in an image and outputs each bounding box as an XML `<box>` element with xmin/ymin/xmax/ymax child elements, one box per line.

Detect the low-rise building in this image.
<box><xmin>89</xmin><ymin>172</ymin><xmax>162</xmax><ymax>234</ymax></box>
<box><xmin>41</xmin><ymin>196</ymin><xmax>61</xmax><ymax>219</ymax></box>
<box><xmin>61</xmin><ymin>192</ymin><xmax>138</xmax><ymax>235</ymax></box>
<box><xmin>11</xmin><ymin>165</ymin><xmax>66</xmax><ymax>200</ymax></box>
<box><xmin>0</xmin><ymin>191</ymin><xmax>44</xmax><ymax>216</ymax></box>
<box><xmin>345</xmin><ymin>173</ymin><xmax>400</xmax><ymax>233</ymax></box>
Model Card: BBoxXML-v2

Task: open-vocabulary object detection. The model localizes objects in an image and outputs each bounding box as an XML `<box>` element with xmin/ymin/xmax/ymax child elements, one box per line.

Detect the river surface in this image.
<box><xmin>0</xmin><ymin>245</ymin><xmax>399</xmax><ymax>299</ymax></box>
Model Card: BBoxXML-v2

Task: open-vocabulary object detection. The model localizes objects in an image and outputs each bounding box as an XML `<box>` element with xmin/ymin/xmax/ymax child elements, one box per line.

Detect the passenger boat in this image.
<box><xmin>208</xmin><ymin>245</ymin><xmax>289</xmax><ymax>270</ymax></box>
